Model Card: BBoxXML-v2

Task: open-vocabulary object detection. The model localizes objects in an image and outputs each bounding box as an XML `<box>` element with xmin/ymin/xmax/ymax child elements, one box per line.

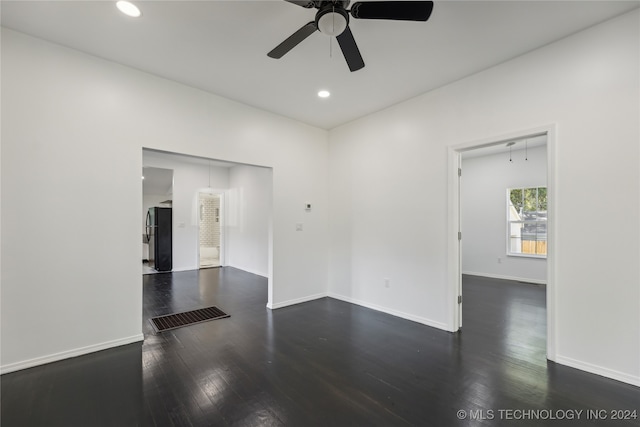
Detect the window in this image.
<box><xmin>507</xmin><ymin>187</ymin><xmax>547</xmax><ymax>257</ymax></box>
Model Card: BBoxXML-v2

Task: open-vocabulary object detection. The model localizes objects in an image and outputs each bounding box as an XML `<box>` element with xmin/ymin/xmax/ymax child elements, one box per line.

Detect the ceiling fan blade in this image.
<box><xmin>336</xmin><ymin>27</ymin><xmax>365</xmax><ymax>72</ymax></box>
<box><xmin>350</xmin><ymin>1</ymin><xmax>434</xmax><ymax>21</ymax></box>
<box><xmin>268</xmin><ymin>21</ymin><xmax>318</xmax><ymax>59</ymax></box>
<box><xmin>284</xmin><ymin>0</ymin><xmax>316</xmax><ymax>8</ymax></box>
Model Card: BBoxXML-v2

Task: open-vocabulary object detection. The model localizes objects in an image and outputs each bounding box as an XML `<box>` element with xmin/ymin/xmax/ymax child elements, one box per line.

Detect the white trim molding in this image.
<box><xmin>0</xmin><ymin>334</ymin><xmax>144</xmax><ymax>375</ymax></box>
<box><xmin>268</xmin><ymin>292</ymin><xmax>451</xmax><ymax>333</ymax></box>
<box><xmin>328</xmin><ymin>293</ymin><xmax>451</xmax><ymax>332</ymax></box>
<box><xmin>555</xmin><ymin>355</ymin><xmax>640</xmax><ymax>387</ymax></box>
<box><xmin>170</xmin><ymin>266</ymin><xmax>198</xmax><ymax>273</ymax></box>
<box><xmin>448</xmin><ymin>124</ymin><xmax>558</xmax><ymax>360</ymax></box>
<box><xmin>463</xmin><ymin>272</ymin><xmax>546</xmax><ymax>285</ymax></box>
<box><xmin>268</xmin><ymin>292</ymin><xmax>328</xmax><ymax>310</ymax></box>
<box><xmin>227</xmin><ymin>264</ymin><xmax>268</xmax><ymax>278</ymax></box>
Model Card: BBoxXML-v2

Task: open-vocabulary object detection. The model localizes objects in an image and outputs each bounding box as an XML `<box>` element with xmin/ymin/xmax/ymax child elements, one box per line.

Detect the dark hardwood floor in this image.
<box><xmin>2</xmin><ymin>270</ymin><xmax>638</xmax><ymax>426</ymax></box>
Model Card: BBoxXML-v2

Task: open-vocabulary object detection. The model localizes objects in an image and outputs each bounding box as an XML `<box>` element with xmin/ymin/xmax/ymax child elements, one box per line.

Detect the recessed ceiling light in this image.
<box><xmin>116</xmin><ymin>1</ymin><xmax>142</xmax><ymax>18</ymax></box>
<box><xmin>318</xmin><ymin>90</ymin><xmax>330</xmax><ymax>98</ymax></box>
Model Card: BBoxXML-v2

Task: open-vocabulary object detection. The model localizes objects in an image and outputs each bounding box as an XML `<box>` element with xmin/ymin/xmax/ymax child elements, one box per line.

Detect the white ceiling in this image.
<box><xmin>142</xmin><ymin>166</ymin><xmax>173</xmax><ymax>195</ymax></box>
<box><xmin>2</xmin><ymin>1</ymin><xmax>638</xmax><ymax>129</ymax></box>
<box><xmin>144</xmin><ymin>148</ymin><xmax>238</xmax><ymax>168</ymax></box>
<box><xmin>460</xmin><ymin>133</ymin><xmax>546</xmax><ymax>159</ymax></box>
<box><xmin>142</xmin><ymin>149</ymin><xmax>239</xmax><ymax>195</ymax></box>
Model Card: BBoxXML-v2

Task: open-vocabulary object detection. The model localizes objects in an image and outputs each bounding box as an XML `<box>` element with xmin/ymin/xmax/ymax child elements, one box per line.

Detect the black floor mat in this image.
<box><xmin>149</xmin><ymin>306</ymin><xmax>229</xmax><ymax>332</ymax></box>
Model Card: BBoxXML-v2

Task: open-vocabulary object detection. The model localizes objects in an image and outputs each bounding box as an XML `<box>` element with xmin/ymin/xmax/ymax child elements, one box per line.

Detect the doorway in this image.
<box><xmin>448</xmin><ymin>125</ymin><xmax>557</xmax><ymax>361</ymax></box>
<box><xmin>198</xmin><ymin>192</ymin><xmax>223</xmax><ymax>269</ymax></box>
<box><xmin>142</xmin><ymin>147</ymin><xmax>275</xmax><ymax>310</ymax></box>
<box><xmin>142</xmin><ymin>166</ymin><xmax>174</xmax><ymax>275</ymax></box>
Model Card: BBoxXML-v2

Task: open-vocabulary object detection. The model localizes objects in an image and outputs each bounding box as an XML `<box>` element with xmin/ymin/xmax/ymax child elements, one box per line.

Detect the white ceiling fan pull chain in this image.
<box><xmin>330</xmin><ymin>6</ymin><xmax>334</xmax><ymax>58</ymax></box>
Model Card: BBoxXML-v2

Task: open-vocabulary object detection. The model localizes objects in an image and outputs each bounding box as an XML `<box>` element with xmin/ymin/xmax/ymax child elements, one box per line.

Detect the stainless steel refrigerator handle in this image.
<box><xmin>145</xmin><ymin>210</ymin><xmax>151</xmax><ymax>243</ymax></box>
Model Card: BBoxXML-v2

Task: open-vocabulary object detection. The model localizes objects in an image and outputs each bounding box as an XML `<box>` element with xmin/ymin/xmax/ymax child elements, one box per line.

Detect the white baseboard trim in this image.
<box><xmin>0</xmin><ymin>334</ymin><xmax>144</xmax><ymax>375</ymax></box>
<box><xmin>170</xmin><ymin>265</ymin><xmax>268</xmax><ymax>278</ymax></box>
<box><xmin>227</xmin><ymin>264</ymin><xmax>268</xmax><ymax>278</ymax></box>
<box><xmin>268</xmin><ymin>292</ymin><xmax>328</xmax><ymax>310</ymax></box>
<box><xmin>555</xmin><ymin>355</ymin><xmax>640</xmax><ymax>387</ymax></box>
<box><xmin>171</xmin><ymin>266</ymin><xmax>197</xmax><ymax>272</ymax></box>
<box><xmin>463</xmin><ymin>271</ymin><xmax>546</xmax><ymax>285</ymax></box>
<box><xmin>328</xmin><ymin>292</ymin><xmax>450</xmax><ymax>331</ymax></box>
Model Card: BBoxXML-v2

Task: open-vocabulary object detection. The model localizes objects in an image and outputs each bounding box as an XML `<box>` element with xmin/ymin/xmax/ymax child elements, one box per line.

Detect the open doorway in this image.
<box><xmin>460</xmin><ymin>134</ymin><xmax>548</xmax><ymax>285</ymax></box>
<box><xmin>449</xmin><ymin>125</ymin><xmax>557</xmax><ymax>361</ymax></box>
<box><xmin>198</xmin><ymin>192</ymin><xmax>223</xmax><ymax>269</ymax></box>
<box><xmin>142</xmin><ymin>148</ymin><xmax>273</xmax><ymax>304</ymax></box>
<box><xmin>142</xmin><ymin>166</ymin><xmax>173</xmax><ymax>275</ymax></box>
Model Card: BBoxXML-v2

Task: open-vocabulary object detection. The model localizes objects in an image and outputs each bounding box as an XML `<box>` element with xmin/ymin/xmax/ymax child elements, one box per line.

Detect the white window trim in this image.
<box><xmin>508</xmin><ymin>252</ymin><xmax>547</xmax><ymax>259</ymax></box>
<box><xmin>506</xmin><ymin>187</ymin><xmax>547</xmax><ymax>259</ymax></box>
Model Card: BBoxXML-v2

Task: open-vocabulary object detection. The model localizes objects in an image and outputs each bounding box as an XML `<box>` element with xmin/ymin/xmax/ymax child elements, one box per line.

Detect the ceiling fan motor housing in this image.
<box><xmin>316</xmin><ymin>1</ymin><xmax>350</xmax><ymax>36</ymax></box>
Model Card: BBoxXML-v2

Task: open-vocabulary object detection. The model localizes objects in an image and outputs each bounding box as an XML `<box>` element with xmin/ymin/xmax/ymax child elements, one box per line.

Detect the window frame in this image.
<box><xmin>506</xmin><ymin>186</ymin><xmax>547</xmax><ymax>259</ymax></box>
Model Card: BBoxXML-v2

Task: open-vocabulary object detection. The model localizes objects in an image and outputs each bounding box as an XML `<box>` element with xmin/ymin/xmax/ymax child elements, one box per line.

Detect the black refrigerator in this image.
<box><xmin>146</xmin><ymin>207</ymin><xmax>172</xmax><ymax>272</ymax></box>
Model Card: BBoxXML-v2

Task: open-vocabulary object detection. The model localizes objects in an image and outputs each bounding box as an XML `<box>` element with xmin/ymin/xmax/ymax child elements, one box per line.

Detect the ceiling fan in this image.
<box><xmin>267</xmin><ymin>0</ymin><xmax>434</xmax><ymax>72</ymax></box>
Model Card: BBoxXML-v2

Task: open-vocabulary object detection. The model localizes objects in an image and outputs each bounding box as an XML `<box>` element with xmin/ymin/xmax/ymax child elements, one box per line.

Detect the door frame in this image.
<box><xmin>197</xmin><ymin>191</ymin><xmax>226</xmax><ymax>268</ymax></box>
<box><xmin>447</xmin><ymin>124</ymin><xmax>557</xmax><ymax>361</ymax></box>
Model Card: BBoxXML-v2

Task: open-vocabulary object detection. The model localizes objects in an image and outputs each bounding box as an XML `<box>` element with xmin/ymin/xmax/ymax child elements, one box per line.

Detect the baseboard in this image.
<box><xmin>168</xmin><ymin>265</ymin><xmax>268</xmax><ymax>277</ymax></box>
<box><xmin>0</xmin><ymin>334</ymin><xmax>144</xmax><ymax>375</ymax></box>
<box><xmin>268</xmin><ymin>292</ymin><xmax>328</xmax><ymax>309</ymax></box>
<box><xmin>227</xmin><ymin>264</ymin><xmax>268</xmax><ymax>278</ymax></box>
<box><xmin>171</xmin><ymin>266</ymin><xmax>197</xmax><ymax>272</ymax></box>
<box><xmin>327</xmin><ymin>292</ymin><xmax>450</xmax><ymax>332</ymax></box>
<box><xmin>463</xmin><ymin>271</ymin><xmax>546</xmax><ymax>285</ymax></box>
<box><xmin>555</xmin><ymin>355</ymin><xmax>640</xmax><ymax>387</ymax></box>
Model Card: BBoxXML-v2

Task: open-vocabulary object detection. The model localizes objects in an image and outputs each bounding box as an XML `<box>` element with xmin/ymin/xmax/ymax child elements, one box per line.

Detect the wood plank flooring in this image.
<box><xmin>2</xmin><ymin>269</ymin><xmax>638</xmax><ymax>426</ymax></box>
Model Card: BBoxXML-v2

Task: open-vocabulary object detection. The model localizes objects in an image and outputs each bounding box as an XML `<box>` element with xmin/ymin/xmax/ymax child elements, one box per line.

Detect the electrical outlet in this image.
<box><xmin>384</xmin><ymin>278</ymin><xmax>390</xmax><ymax>288</ymax></box>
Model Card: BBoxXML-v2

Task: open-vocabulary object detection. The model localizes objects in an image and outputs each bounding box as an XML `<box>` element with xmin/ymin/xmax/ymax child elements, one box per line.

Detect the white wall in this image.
<box><xmin>1</xmin><ymin>28</ymin><xmax>329</xmax><ymax>372</ymax></box>
<box><xmin>1</xmin><ymin>10</ymin><xmax>638</xmax><ymax>387</ymax></box>
<box><xmin>226</xmin><ymin>165</ymin><xmax>272</xmax><ymax>277</ymax></box>
<box><xmin>143</xmin><ymin>150</ymin><xmax>230</xmax><ymax>272</ymax></box>
<box><xmin>328</xmin><ymin>10</ymin><xmax>639</xmax><ymax>385</ymax></box>
<box><xmin>461</xmin><ymin>145</ymin><xmax>547</xmax><ymax>283</ymax></box>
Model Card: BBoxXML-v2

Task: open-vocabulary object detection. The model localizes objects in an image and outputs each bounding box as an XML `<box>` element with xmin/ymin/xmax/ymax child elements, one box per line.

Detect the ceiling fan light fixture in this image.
<box><xmin>317</xmin><ymin>10</ymin><xmax>348</xmax><ymax>36</ymax></box>
<box><xmin>269</xmin><ymin>0</ymin><xmax>434</xmax><ymax>72</ymax></box>
<box><xmin>116</xmin><ymin>1</ymin><xmax>142</xmax><ymax>18</ymax></box>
